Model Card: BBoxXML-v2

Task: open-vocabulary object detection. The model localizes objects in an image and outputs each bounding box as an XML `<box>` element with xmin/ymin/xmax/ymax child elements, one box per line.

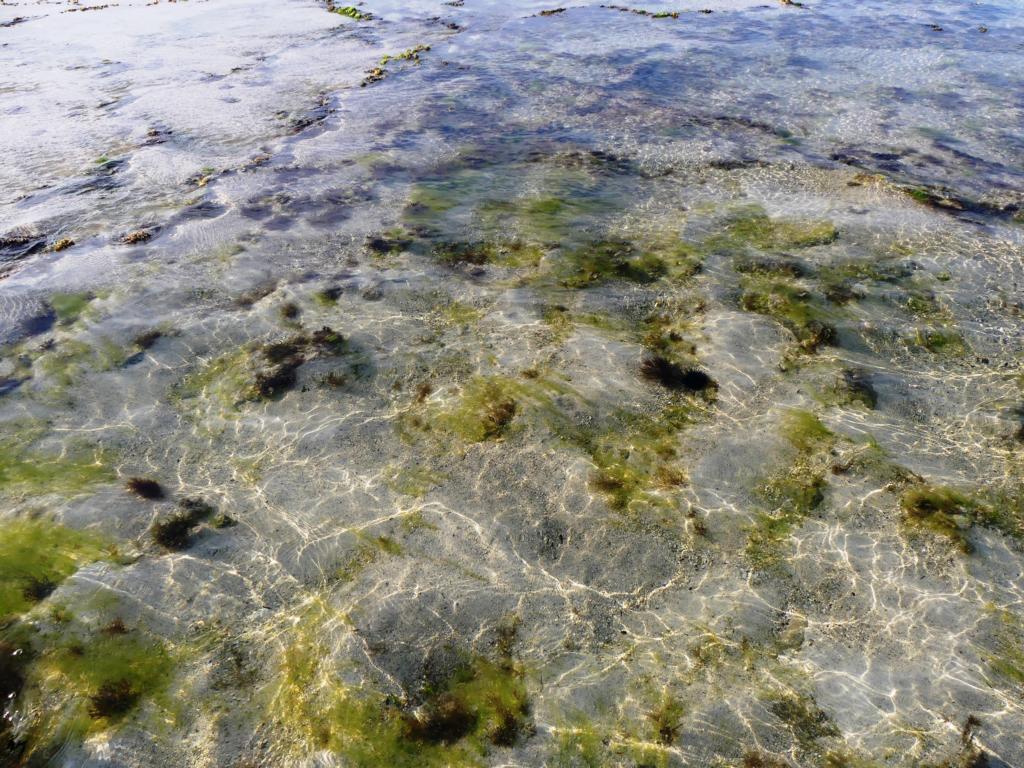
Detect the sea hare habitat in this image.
<box><xmin>0</xmin><ymin>0</ymin><xmax>1022</xmax><ymax>766</ymax></box>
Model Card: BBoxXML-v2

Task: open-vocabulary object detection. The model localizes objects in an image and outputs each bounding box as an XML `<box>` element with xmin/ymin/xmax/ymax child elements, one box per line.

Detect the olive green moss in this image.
<box><xmin>576</xmin><ymin>405</ymin><xmax>695</xmax><ymax>519</ymax></box>
<box><xmin>335</xmin><ymin>534</ymin><xmax>403</xmax><ymax>583</ymax></box>
<box><xmin>738</xmin><ymin>273</ymin><xmax>838</xmax><ymax>354</ymax></box>
<box><xmin>330</xmin><ymin>5</ymin><xmax>372</xmax><ymax>20</ymax></box>
<box><xmin>900</xmin><ymin>485</ymin><xmax>976</xmax><ymax>551</ymax></box>
<box><xmin>712</xmin><ymin>206</ymin><xmax>837</xmax><ymax>253</ymax></box>
<box><xmin>746</xmin><ymin>412</ymin><xmax>835</xmax><ymax>571</ymax></box>
<box><xmin>983</xmin><ymin>608</ymin><xmax>1024</xmax><ymax>690</ymax></box>
<box><xmin>385</xmin><ymin>464</ymin><xmax>447</xmax><ymax>498</ymax></box>
<box><xmin>172</xmin><ymin>329</ymin><xmax>350</xmax><ymax>418</ymax></box>
<box><xmin>0</xmin><ymin>420</ymin><xmax>115</xmax><ymax>497</ymax></box>
<box><xmin>0</xmin><ymin>520</ymin><xmax>112</xmax><ymax>621</ymax></box>
<box><xmin>49</xmin><ymin>293</ymin><xmax>93</xmax><ymax>326</ymax></box>
<box><xmin>911</xmin><ymin>327</ymin><xmax>968</xmax><ymax>355</ymax></box>
<box><xmin>763</xmin><ymin>689</ymin><xmax>840</xmax><ymax>755</ymax></box>
<box><xmin>270</xmin><ymin>601</ymin><xmax>530</xmax><ymax>766</ymax></box>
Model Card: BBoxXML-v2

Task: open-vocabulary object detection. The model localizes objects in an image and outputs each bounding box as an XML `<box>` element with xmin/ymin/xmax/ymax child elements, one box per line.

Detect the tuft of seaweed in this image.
<box><xmin>151</xmin><ymin>497</ymin><xmax>216</xmax><ymax>550</ymax></box>
<box><xmin>126</xmin><ymin>477</ymin><xmax>164</xmax><ymax>500</ymax></box>
<box><xmin>639</xmin><ymin>355</ymin><xmax>717</xmax><ymax>395</ymax></box>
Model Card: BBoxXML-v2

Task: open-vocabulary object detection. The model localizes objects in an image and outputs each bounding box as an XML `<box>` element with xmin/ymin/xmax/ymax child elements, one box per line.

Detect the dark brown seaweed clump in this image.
<box><xmin>151</xmin><ymin>497</ymin><xmax>215</xmax><ymax>550</ymax></box>
<box><xmin>21</xmin><ymin>576</ymin><xmax>57</xmax><ymax>604</ymax></box>
<box><xmin>640</xmin><ymin>355</ymin><xmax>717</xmax><ymax>393</ymax></box>
<box><xmin>481</xmin><ymin>396</ymin><xmax>517</xmax><ymax>439</ymax></box>
<box><xmin>88</xmin><ymin>678</ymin><xmax>138</xmax><ymax>719</ymax></box>
<box><xmin>126</xmin><ymin>477</ymin><xmax>164</xmax><ymax>500</ymax></box>
<box><xmin>403</xmin><ymin>694</ymin><xmax>478</xmax><ymax>745</ymax></box>
<box><xmin>841</xmin><ymin>369</ymin><xmax>878</xmax><ymax>409</ymax></box>
<box><xmin>486</xmin><ymin>702</ymin><xmax>523</xmax><ymax>746</ymax></box>
<box><xmin>132</xmin><ymin>329</ymin><xmax>162</xmax><ymax>349</ymax></box>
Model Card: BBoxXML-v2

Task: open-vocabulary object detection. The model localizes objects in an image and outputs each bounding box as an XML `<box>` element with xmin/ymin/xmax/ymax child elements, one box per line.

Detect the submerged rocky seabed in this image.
<box><xmin>1</xmin><ymin>0</ymin><xmax>1023</xmax><ymax>766</ymax></box>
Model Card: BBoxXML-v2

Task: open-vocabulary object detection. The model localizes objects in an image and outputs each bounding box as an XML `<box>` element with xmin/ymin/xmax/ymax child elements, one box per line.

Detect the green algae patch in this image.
<box><xmin>582</xmin><ymin>405</ymin><xmax>694</xmax><ymax>518</ymax></box>
<box><xmin>815</xmin><ymin>369</ymin><xmax>877</xmax><ymax>410</ymax></box>
<box><xmin>982</xmin><ymin>608</ymin><xmax>1024</xmax><ymax>690</ymax></box>
<box><xmin>49</xmin><ymin>293</ymin><xmax>93</xmax><ymax>326</ymax></box>
<box><xmin>550</xmin><ymin>710</ymin><xmax>674</xmax><ymax>768</ymax></box>
<box><xmin>435</xmin><ymin>378</ymin><xmax>521</xmax><ymax>442</ymax></box>
<box><xmin>172</xmin><ymin>347</ymin><xmax>260</xmax><ymax>414</ymax></box>
<box><xmin>746</xmin><ymin>411</ymin><xmax>836</xmax><ymax>571</ymax></box>
<box><xmin>817</xmin><ymin>258</ymin><xmax>911</xmax><ymax>304</ymax></box>
<box><xmin>171</xmin><ymin>328</ymin><xmax>350</xmax><ymax>418</ymax></box>
<box><xmin>402</xmin><ymin>374</ymin><xmax>569</xmax><ymax>444</ymax></box>
<box><xmin>42</xmin><ymin>629</ymin><xmax>174</xmax><ymax>720</ymax></box>
<box><xmin>899</xmin><ymin>483</ymin><xmax>1024</xmax><ymax>551</ymax></box>
<box><xmin>780</xmin><ymin>409</ymin><xmax>834</xmax><ymax>453</ymax></box>
<box><xmin>270</xmin><ymin>600</ymin><xmax>531</xmax><ymax>766</ymax></box>
<box><xmin>738</xmin><ymin>273</ymin><xmax>838</xmax><ymax>354</ymax></box>
<box><xmin>901</xmin><ymin>487</ymin><xmax>978</xmax><ymax>552</ymax></box>
<box><xmin>746</xmin><ymin>508</ymin><xmax>805</xmax><ymax>572</ymax></box>
<box><xmin>437</xmin><ymin>301</ymin><xmax>485</xmax><ymax>328</ymax></box>
<box><xmin>330</xmin><ymin>5</ymin><xmax>373</xmax><ymax>20</ymax></box>
<box><xmin>431</xmin><ymin>239</ymin><xmax>545</xmax><ymax>270</ymax></box>
<box><xmin>401</xmin><ymin>370</ymin><xmax>707</xmax><ymax>524</ymax></box>
<box><xmin>385</xmin><ymin>464</ymin><xmax>446</xmax><ymax>498</ymax></box>
<box><xmin>335</xmin><ymin>534</ymin><xmax>403</xmax><ymax>583</ymax></box>
<box><xmin>763</xmin><ymin>689</ymin><xmax>840</xmax><ymax>756</ymax></box>
<box><xmin>32</xmin><ymin>337</ymin><xmax>135</xmax><ymax>392</ymax></box>
<box><xmin>555</xmin><ymin>239</ymin><xmax>665</xmax><ymax>288</ymax></box>
<box><xmin>911</xmin><ymin>327</ymin><xmax>968</xmax><ymax>356</ymax></box>
<box><xmin>0</xmin><ymin>520</ymin><xmax>111</xmax><ymax>621</ymax></box>
<box><xmin>546</xmin><ymin>235</ymin><xmax>702</xmax><ymax>289</ymax></box>
<box><xmin>0</xmin><ymin>421</ymin><xmax>115</xmax><ymax>497</ymax></box>
<box><xmin>13</xmin><ymin>618</ymin><xmax>177</xmax><ymax>758</ymax></box>
<box><xmin>477</xmin><ymin>187</ymin><xmax>613</xmax><ymax>245</ymax></box>
<box><xmin>714</xmin><ymin>206</ymin><xmax>838</xmax><ymax>252</ymax></box>
<box><xmin>409</xmin><ymin>658</ymin><xmax>531</xmax><ymax>750</ymax></box>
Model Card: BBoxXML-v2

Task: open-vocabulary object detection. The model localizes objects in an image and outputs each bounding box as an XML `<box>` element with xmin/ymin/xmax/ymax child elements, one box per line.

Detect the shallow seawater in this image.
<box><xmin>1</xmin><ymin>0</ymin><xmax>1023</xmax><ymax>766</ymax></box>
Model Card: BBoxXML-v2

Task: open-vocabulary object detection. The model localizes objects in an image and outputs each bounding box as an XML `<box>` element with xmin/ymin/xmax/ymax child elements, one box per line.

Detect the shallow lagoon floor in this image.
<box><xmin>1</xmin><ymin>0</ymin><xmax>1024</xmax><ymax>766</ymax></box>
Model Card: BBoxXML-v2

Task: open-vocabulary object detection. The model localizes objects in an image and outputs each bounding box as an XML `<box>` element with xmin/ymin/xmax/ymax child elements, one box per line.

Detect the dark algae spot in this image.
<box><xmin>640</xmin><ymin>355</ymin><xmax>717</xmax><ymax>394</ymax></box>
<box><xmin>126</xmin><ymin>476</ymin><xmax>164</xmax><ymax>499</ymax></box>
<box><xmin>152</xmin><ymin>497</ymin><xmax>216</xmax><ymax>550</ymax></box>
<box><xmin>88</xmin><ymin>678</ymin><xmax>139</xmax><ymax>719</ymax></box>
<box><xmin>900</xmin><ymin>485</ymin><xmax>977</xmax><ymax>553</ymax></box>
